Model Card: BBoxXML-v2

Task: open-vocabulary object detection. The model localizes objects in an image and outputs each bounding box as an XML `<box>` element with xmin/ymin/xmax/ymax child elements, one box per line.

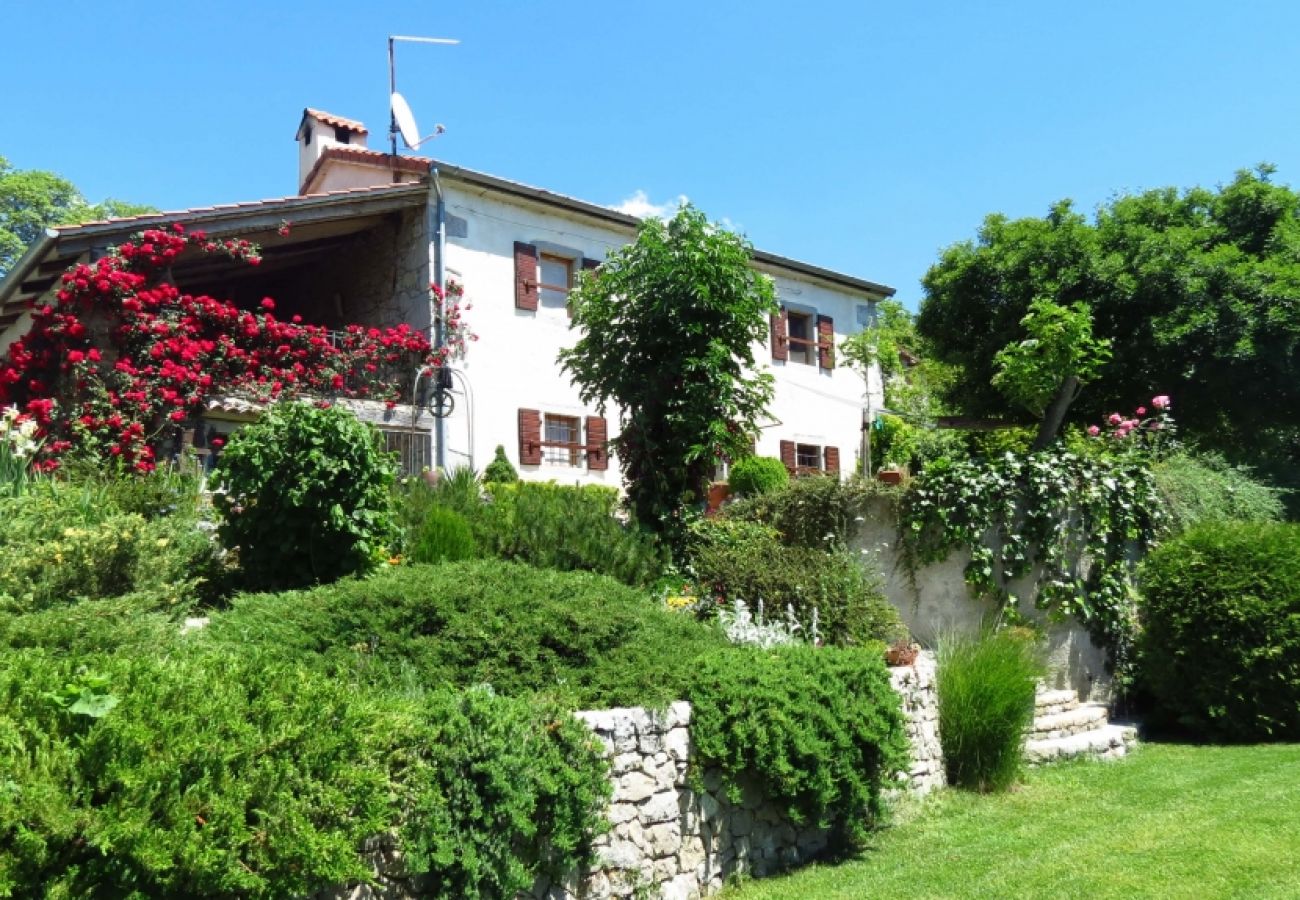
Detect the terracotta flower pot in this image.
<box><xmin>705</xmin><ymin>481</ymin><xmax>732</xmax><ymax>517</ymax></box>
<box><xmin>877</xmin><ymin>469</ymin><xmax>903</xmax><ymax>485</ymax></box>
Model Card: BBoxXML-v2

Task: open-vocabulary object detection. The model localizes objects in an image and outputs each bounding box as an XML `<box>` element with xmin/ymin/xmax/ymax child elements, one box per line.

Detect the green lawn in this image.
<box><xmin>729</xmin><ymin>743</ymin><xmax>1300</xmax><ymax>900</ymax></box>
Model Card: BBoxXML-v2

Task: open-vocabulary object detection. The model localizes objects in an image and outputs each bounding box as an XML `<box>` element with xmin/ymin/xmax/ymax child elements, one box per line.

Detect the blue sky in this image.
<box><xmin>4</xmin><ymin>1</ymin><xmax>1299</xmax><ymax>306</ymax></box>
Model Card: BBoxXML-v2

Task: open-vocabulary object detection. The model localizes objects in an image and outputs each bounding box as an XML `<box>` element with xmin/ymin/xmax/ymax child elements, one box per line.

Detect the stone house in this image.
<box><xmin>0</xmin><ymin>107</ymin><xmax>894</xmax><ymax>479</ymax></box>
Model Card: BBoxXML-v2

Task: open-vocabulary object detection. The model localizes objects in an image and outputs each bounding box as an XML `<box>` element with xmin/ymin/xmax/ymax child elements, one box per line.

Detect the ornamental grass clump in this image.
<box><xmin>410</xmin><ymin>505</ymin><xmax>477</xmax><ymax>564</ymax></box>
<box><xmin>937</xmin><ymin>628</ymin><xmax>1044</xmax><ymax>792</ymax></box>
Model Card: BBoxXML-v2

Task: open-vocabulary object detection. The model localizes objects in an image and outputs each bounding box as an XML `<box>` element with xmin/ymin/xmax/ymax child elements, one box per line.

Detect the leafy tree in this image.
<box><xmin>559</xmin><ymin>205</ymin><xmax>776</xmax><ymax>551</ymax></box>
<box><xmin>917</xmin><ymin>166</ymin><xmax>1300</xmax><ymax>486</ymax></box>
<box><xmin>0</xmin><ymin>155</ymin><xmax>155</xmax><ymax>276</ymax></box>
<box><xmin>992</xmin><ymin>298</ymin><xmax>1111</xmax><ymax>449</ymax></box>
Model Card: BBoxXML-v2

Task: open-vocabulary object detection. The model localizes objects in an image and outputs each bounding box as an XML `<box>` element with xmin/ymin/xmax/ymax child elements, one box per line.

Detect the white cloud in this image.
<box><xmin>611</xmin><ymin>189</ymin><xmax>689</xmax><ymax>220</ymax></box>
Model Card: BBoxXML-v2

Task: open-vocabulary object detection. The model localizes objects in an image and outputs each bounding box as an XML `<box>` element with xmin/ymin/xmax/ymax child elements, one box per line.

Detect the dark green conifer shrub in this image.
<box><xmin>482</xmin><ymin>445</ymin><xmax>519</xmax><ymax>483</ymax></box>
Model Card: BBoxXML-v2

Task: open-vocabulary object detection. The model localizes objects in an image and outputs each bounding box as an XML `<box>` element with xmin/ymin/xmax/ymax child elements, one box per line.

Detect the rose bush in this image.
<box><xmin>0</xmin><ymin>225</ymin><xmax>471</xmax><ymax>472</ymax></box>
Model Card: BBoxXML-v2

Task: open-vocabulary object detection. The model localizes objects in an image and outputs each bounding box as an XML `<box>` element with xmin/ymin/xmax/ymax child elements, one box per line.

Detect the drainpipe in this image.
<box><xmin>430</xmin><ymin>168</ymin><xmax>447</xmax><ymax>470</ymax></box>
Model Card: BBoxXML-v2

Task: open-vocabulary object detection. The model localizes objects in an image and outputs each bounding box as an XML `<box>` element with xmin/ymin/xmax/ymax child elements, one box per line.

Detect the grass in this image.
<box><xmin>727</xmin><ymin>743</ymin><xmax>1300</xmax><ymax>899</ymax></box>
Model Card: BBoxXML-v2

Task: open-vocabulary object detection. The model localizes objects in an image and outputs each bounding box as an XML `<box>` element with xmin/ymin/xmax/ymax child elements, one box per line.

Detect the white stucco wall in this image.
<box><xmin>438</xmin><ymin>180</ymin><xmax>886</xmax><ymax>487</ymax></box>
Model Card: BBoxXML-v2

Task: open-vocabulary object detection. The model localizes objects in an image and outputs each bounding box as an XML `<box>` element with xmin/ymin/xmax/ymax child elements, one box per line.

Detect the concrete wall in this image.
<box><xmin>438</xmin><ymin>181</ymin><xmax>885</xmax><ymax>485</ymax></box>
<box><xmin>852</xmin><ymin>496</ymin><xmax>1113</xmax><ymax>703</ymax></box>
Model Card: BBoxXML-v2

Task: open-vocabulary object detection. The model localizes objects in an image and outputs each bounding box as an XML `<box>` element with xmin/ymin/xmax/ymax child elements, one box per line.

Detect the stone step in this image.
<box><xmin>1034</xmin><ymin>688</ymin><xmax>1079</xmax><ymax>717</ymax></box>
<box><xmin>1028</xmin><ymin>703</ymin><xmax>1111</xmax><ymax>740</ymax></box>
<box><xmin>1024</xmin><ymin>723</ymin><xmax>1138</xmax><ymax>766</ymax></box>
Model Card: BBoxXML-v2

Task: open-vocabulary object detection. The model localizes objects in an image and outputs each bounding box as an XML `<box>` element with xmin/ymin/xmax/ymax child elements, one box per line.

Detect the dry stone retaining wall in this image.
<box><xmin>533</xmin><ymin>653</ymin><xmax>942</xmax><ymax>900</ymax></box>
<box><xmin>324</xmin><ymin>656</ymin><xmax>941</xmax><ymax>900</ymax></box>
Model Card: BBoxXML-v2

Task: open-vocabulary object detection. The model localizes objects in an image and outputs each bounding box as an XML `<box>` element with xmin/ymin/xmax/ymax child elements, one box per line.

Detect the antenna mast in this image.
<box><xmin>387</xmin><ymin>34</ymin><xmax>459</xmax><ymax>158</ymax></box>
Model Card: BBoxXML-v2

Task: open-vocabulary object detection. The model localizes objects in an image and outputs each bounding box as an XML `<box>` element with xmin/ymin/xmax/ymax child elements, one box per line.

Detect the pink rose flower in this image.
<box><xmin>1152</xmin><ymin>395</ymin><xmax>1171</xmax><ymax>410</ymax></box>
<box><xmin>1087</xmin><ymin>425</ymin><xmax>1100</xmax><ymax>437</ymax></box>
<box><xmin>1108</xmin><ymin>413</ymin><xmax>1123</xmax><ymax>426</ymax></box>
<box><xmin>1135</xmin><ymin>406</ymin><xmax>1147</xmax><ymax>416</ymax></box>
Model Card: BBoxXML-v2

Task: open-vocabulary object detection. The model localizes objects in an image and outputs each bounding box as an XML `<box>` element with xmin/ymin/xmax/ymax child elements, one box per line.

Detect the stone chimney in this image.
<box><xmin>295</xmin><ymin>109</ymin><xmax>369</xmax><ymax>193</ymax></box>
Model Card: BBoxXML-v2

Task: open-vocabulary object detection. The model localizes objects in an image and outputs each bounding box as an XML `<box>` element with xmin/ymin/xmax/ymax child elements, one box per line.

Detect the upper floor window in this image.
<box><xmin>539</xmin><ymin>254</ymin><xmax>573</xmax><ymax>310</ymax></box>
<box><xmin>787</xmin><ymin>311</ymin><xmax>815</xmax><ymax>365</ymax></box>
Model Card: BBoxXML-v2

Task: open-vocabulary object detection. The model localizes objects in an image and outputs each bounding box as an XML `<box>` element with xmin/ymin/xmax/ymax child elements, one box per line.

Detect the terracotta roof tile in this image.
<box><xmin>303</xmin><ymin>108</ymin><xmax>368</xmax><ymax>135</ymax></box>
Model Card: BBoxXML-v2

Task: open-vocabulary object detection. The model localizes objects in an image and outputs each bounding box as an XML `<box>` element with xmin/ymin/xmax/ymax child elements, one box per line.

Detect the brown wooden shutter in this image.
<box><xmin>518</xmin><ymin>408</ymin><xmax>542</xmax><ymax>465</ymax></box>
<box><xmin>514</xmin><ymin>242</ymin><xmax>538</xmax><ymax>311</ymax></box>
<box><xmin>823</xmin><ymin>446</ymin><xmax>840</xmax><ymax>474</ymax></box>
<box><xmin>779</xmin><ymin>439</ymin><xmax>796</xmax><ymax>474</ymax></box>
<box><xmin>770</xmin><ymin>307</ymin><xmax>789</xmax><ymax>361</ymax></box>
<box><xmin>585</xmin><ymin>415</ymin><xmax>609</xmax><ymax>470</ymax></box>
<box><xmin>817</xmin><ymin>314</ymin><xmax>835</xmax><ymax>370</ymax></box>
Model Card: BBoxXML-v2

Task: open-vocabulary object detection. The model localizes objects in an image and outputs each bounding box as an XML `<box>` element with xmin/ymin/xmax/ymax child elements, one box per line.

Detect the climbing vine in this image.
<box><xmin>898</xmin><ymin>442</ymin><xmax>1166</xmax><ymax>666</ymax></box>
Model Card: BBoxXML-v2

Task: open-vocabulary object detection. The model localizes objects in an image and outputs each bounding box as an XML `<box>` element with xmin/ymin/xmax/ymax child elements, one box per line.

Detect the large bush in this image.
<box><xmin>686</xmin><ymin>517</ymin><xmax>903</xmax><ymax>646</ymax></box>
<box><xmin>1150</xmin><ymin>451</ymin><xmax>1284</xmax><ymax>534</ymax></box>
<box><xmin>213</xmin><ymin>402</ymin><xmax>396</xmax><ymax>589</ymax></box>
<box><xmin>689</xmin><ymin>645</ymin><xmax>909</xmax><ymax>847</ymax></box>
<box><xmin>0</xmin><ymin>647</ymin><xmax>608</xmax><ymax>898</ymax></box>
<box><xmin>1139</xmin><ymin>522</ymin><xmax>1300</xmax><ymax>740</ymax></box>
<box><xmin>936</xmin><ymin>629</ymin><xmax>1044</xmax><ymax>792</ymax></box>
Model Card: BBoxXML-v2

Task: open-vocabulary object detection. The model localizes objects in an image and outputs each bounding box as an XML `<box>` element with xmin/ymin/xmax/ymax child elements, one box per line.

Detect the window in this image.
<box><xmin>543</xmin><ymin>414</ymin><xmax>583</xmax><ymax>466</ymax></box>
<box><xmin>796</xmin><ymin>443</ymin><xmax>821</xmax><ymax>471</ymax></box>
<box><xmin>780</xmin><ymin>439</ymin><xmax>840</xmax><ymax>476</ymax></box>
<box><xmin>380</xmin><ymin>427</ymin><xmax>432</xmax><ymax>476</ymax></box>
<box><xmin>787</xmin><ymin>311</ymin><xmax>815</xmax><ymax>365</ymax></box>
<box><xmin>856</xmin><ymin>303</ymin><xmax>873</xmax><ymax>329</ymax></box>
<box><xmin>539</xmin><ymin>253</ymin><xmax>573</xmax><ymax>310</ymax></box>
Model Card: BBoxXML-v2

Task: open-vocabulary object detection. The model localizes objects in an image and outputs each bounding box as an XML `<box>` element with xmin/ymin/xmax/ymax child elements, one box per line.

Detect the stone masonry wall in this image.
<box><xmin>532</xmin><ymin>654</ymin><xmax>942</xmax><ymax>900</ymax></box>
<box><xmin>324</xmin><ymin>659</ymin><xmax>941</xmax><ymax>900</ymax></box>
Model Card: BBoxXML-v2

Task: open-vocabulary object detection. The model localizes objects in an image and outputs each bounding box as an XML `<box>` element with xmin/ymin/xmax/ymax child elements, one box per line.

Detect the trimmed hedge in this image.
<box><xmin>1139</xmin><ymin>521</ymin><xmax>1300</xmax><ymax>740</ymax></box>
<box><xmin>1150</xmin><ymin>451</ymin><xmax>1284</xmax><ymax>534</ymax></box>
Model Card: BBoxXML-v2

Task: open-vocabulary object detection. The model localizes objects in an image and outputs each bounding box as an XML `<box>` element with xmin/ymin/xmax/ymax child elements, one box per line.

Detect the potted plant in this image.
<box><xmin>885</xmin><ymin>636</ymin><xmax>920</xmax><ymax>667</ymax></box>
<box><xmin>877</xmin><ymin>463</ymin><xmax>904</xmax><ymax>486</ymax></box>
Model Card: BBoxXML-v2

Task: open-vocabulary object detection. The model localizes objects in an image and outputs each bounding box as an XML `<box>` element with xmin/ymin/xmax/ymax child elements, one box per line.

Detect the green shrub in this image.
<box><xmin>688</xmin><ymin>645</ymin><xmax>909</xmax><ymax>847</ymax></box>
<box><xmin>482</xmin><ymin>444</ymin><xmax>519</xmax><ymax>483</ymax></box>
<box><xmin>203</xmin><ymin>560</ymin><xmax>723</xmax><ymax>709</ymax></box>
<box><xmin>411</xmin><ymin>505</ymin><xmax>478</xmax><ymax>564</ymax></box>
<box><xmin>1139</xmin><ymin>522</ymin><xmax>1300</xmax><ymax>740</ymax></box>
<box><xmin>936</xmin><ymin>629</ymin><xmax>1044</xmax><ymax>792</ymax></box>
<box><xmin>1150</xmin><ymin>451</ymin><xmax>1284</xmax><ymax>534</ymax></box>
<box><xmin>724</xmin><ymin>474</ymin><xmax>878</xmax><ymax>549</ymax></box>
<box><xmin>0</xmin><ymin>647</ymin><xmax>609</xmax><ymax>899</ymax></box>
<box><xmin>728</xmin><ymin>456</ymin><xmax>788</xmax><ymax>497</ymax></box>
<box><xmin>213</xmin><ymin>402</ymin><xmax>397</xmax><ymax>590</ymax></box>
<box><xmin>686</xmin><ymin>517</ymin><xmax>903</xmax><ymax>645</ymax></box>
<box><xmin>58</xmin><ymin>460</ymin><xmax>203</xmax><ymax>520</ymax></box>
<box><xmin>0</xmin><ymin>596</ymin><xmax>179</xmax><ymax>656</ymax></box>
<box><xmin>0</xmin><ymin>482</ymin><xmax>224</xmax><ymax>614</ymax></box>
<box><xmin>477</xmin><ymin>481</ymin><xmax>664</xmax><ymax>586</ymax></box>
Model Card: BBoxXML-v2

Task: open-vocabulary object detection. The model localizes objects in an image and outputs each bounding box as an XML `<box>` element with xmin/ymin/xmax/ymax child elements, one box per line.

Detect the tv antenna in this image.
<box><xmin>387</xmin><ymin>34</ymin><xmax>459</xmax><ymax>156</ymax></box>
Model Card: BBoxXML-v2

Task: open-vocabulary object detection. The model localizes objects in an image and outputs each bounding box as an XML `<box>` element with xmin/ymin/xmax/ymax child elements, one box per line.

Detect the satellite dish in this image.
<box><xmin>391</xmin><ymin>91</ymin><xmax>420</xmax><ymax>149</ymax></box>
